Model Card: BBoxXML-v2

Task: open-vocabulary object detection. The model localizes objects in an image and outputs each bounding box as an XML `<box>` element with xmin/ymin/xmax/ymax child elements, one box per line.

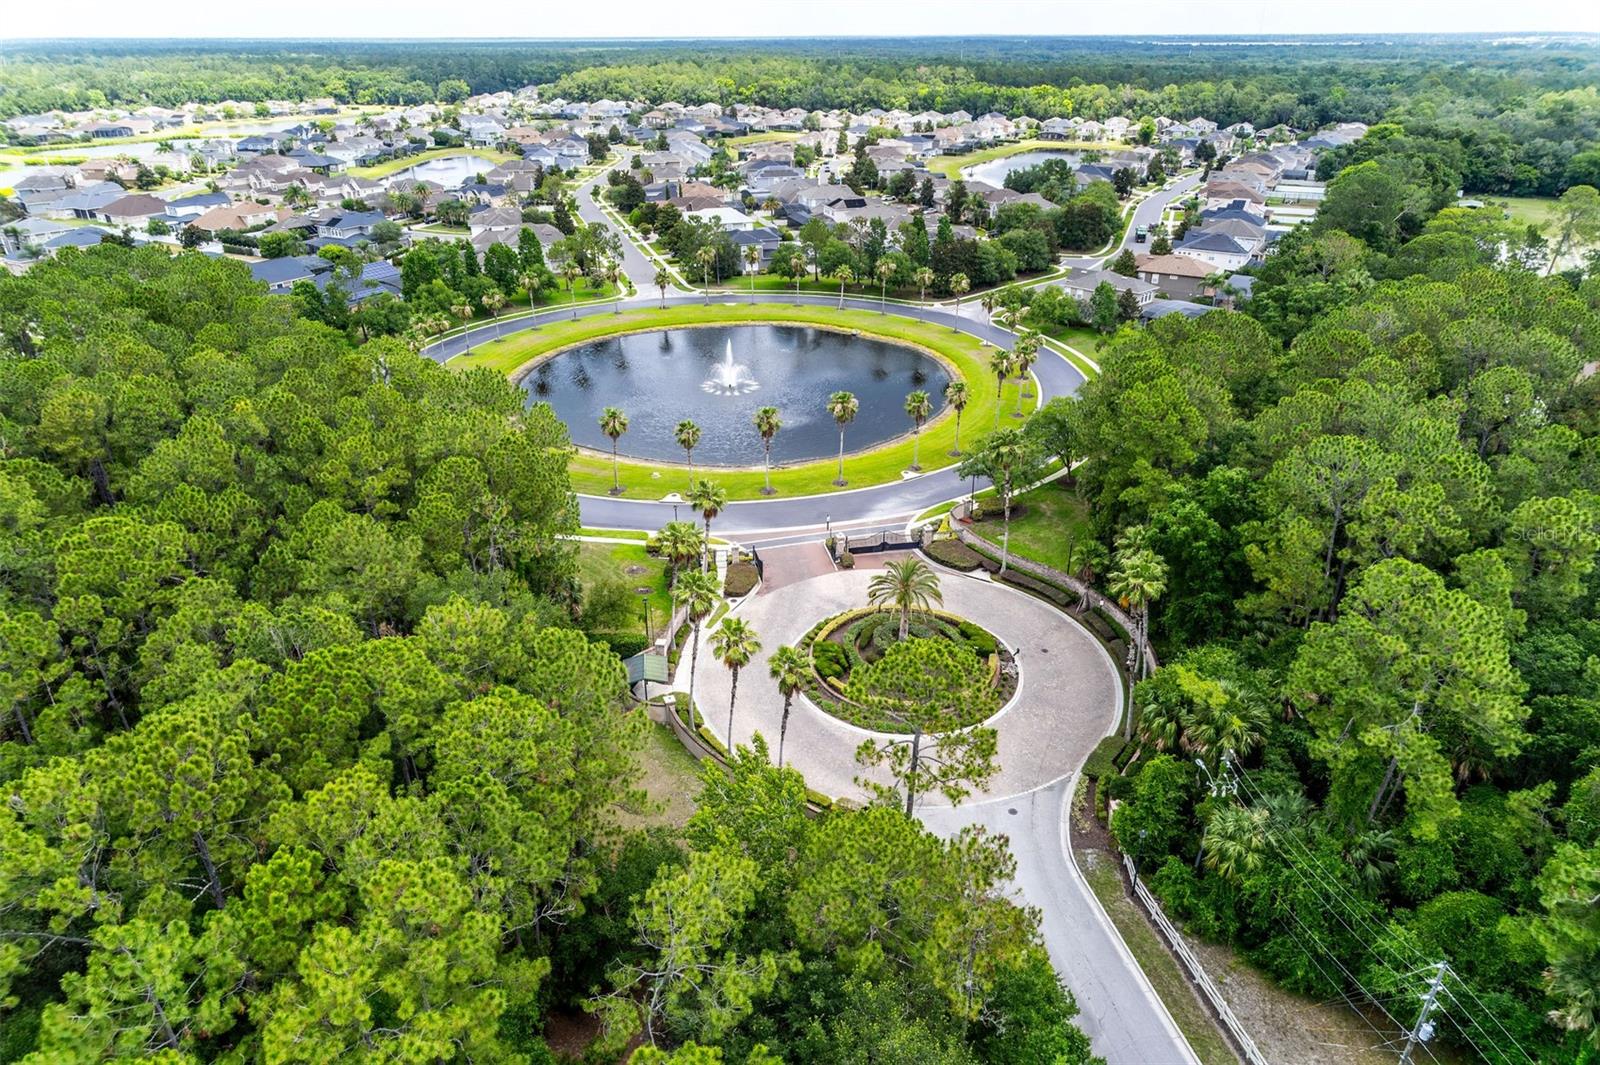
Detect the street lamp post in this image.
<box><xmin>639</xmin><ymin>592</ymin><xmax>653</xmax><ymax>703</ymax></box>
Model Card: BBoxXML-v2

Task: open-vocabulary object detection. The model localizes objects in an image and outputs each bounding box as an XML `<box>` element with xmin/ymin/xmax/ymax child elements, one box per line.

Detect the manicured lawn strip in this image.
<box><xmin>576</xmin><ymin>541</ymin><xmax>673</xmax><ymax>620</ymax></box>
<box><xmin>451</xmin><ymin>303</ymin><xmax>1034</xmax><ymax>500</ymax></box>
<box><xmin>967</xmin><ymin>482</ymin><xmax>1093</xmax><ymax>572</ymax></box>
<box><xmin>578</xmin><ymin>527</ymin><xmax>651</xmax><ymax>540</ymax></box>
<box><xmin>1078</xmin><ymin>850</ymin><xmax>1237</xmax><ymax>1065</ymax></box>
<box><xmin>927</xmin><ymin>138</ymin><xmax>1125</xmax><ymax>179</ymax></box>
<box><xmin>350</xmin><ymin>147</ymin><xmax>518</xmax><ymax>180</ymax></box>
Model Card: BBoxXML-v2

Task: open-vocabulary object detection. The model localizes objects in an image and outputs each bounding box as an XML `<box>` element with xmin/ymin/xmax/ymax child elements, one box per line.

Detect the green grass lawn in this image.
<box><xmin>1044</xmin><ymin>325</ymin><xmax>1105</xmax><ymax>360</ymax></box>
<box><xmin>721</xmin><ymin>131</ymin><xmax>804</xmax><ymax>148</ymax></box>
<box><xmin>450</xmin><ymin>303</ymin><xmax>1036</xmax><ymax>500</ymax></box>
<box><xmin>927</xmin><ymin>138</ymin><xmax>1126</xmax><ymax>179</ymax></box>
<box><xmin>1495</xmin><ymin>195</ymin><xmax>1560</xmax><ymax>234</ymax></box>
<box><xmin>577</xmin><ymin>541</ymin><xmax>673</xmax><ymax>622</ymax></box>
<box><xmin>969</xmin><ymin>481</ymin><xmax>1093</xmax><ymax>572</ymax></box>
<box><xmin>613</xmin><ymin>722</ymin><xmax>703</xmax><ymax>831</ymax></box>
<box><xmin>349</xmin><ymin>146</ymin><xmax>518</xmax><ymax>180</ymax></box>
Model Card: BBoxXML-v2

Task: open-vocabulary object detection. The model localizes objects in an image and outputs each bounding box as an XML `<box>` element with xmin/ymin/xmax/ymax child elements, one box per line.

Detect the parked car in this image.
<box><xmin>1135</xmin><ymin>225</ymin><xmax>1148</xmax><ymax>242</ymax></box>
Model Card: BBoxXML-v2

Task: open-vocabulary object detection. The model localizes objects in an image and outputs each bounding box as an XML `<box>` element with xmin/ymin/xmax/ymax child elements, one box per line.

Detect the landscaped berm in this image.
<box><xmin>793</xmin><ymin>558</ymin><xmax>1015</xmax><ymax>733</ymax></box>
<box><xmin>448</xmin><ymin>303</ymin><xmax>1036</xmax><ymax>500</ymax></box>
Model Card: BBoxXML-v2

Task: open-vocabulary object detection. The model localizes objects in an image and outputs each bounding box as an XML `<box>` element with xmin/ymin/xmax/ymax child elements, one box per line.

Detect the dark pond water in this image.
<box><xmin>964</xmin><ymin>149</ymin><xmax>1083</xmax><ymax>186</ymax></box>
<box><xmin>523</xmin><ymin>324</ymin><xmax>950</xmax><ymax>465</ymax></box>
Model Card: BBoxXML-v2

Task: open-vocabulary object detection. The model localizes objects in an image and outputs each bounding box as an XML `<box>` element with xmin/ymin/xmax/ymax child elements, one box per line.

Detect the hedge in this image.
<box><xmin>1083</xmin><ymin>735</ymin><xmax>1129</xmax><ymax>782</ymax></box>
<box><xmin>924</xmin><ymin>538</ymin><xmax>985</xmax><ymax>571</ymax></box>
<box><xmin>723</xmin><ymin>561</ymin><xmax>759</xmax><ymax>597</ymax></box>
<box><xmin>594</xmin><ymin>632</ymin><xmax>650</xmax><ymax>659</ymax></box>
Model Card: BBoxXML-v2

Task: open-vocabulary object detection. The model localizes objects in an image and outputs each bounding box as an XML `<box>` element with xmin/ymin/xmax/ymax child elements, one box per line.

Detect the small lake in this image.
<box><xmin>524</xmin><ymin>324</ymin><xmax>950</xmax><ymax>465</ymax></box>
<box><xmin>965</xmin><ymin>149</ymin><xmax>1082</xmax><ymax>186</ymax></box>
<box><xmin>385</xmin><ymin>154</ymin><xmax>501</xmax><ymax>188</ymax></box>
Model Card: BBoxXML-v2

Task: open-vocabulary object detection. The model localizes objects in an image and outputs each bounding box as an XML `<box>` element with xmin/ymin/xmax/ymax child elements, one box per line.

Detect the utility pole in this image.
<box><xmin>1399</xmin><ymin>960</ymin><xmax>1448</xmax><ymax>1065</ymax></box>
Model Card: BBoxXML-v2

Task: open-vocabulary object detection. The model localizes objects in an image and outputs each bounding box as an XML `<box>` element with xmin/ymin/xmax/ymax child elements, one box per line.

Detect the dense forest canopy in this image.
<box><xmin>0</xmin><ymin>248</ymin><xmax>1097</xmax><ymax>1064</ymax></box>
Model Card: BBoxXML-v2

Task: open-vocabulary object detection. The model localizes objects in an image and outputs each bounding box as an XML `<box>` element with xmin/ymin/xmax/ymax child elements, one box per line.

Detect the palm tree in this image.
<box><xmin>980</xmin><ymin>290</ymin><xmax>998</xmax><ymax>322</ymax></box>
<box><xmin>672</xmin><ymin>569</ymin><xmax>721</xmax><ymax>732</ymax></box>
<box><xmin>904</xmin><ymin>389</ymin><xmax>931</xmax><ymax>471</ymax></box>
<box><xmin>695</xmin><ymin>245</ymin><xmax>717</xmax><ymax>304</ymax></box>
<box><xmin>481</xmin><ymin>290</ymin><xmax>507</xmax><ymax>337</ymax></box>
<box><xmin>768</xmin><ymin>645</ymin><xmax>808</xmax><ymax>768</ymax></box>
<box><xmin>868</xmin><ymin>557</ymin><xmax>944</xmax><ymax>640</ymax></box>
<box><xmin>688</xmin><ymin>478</ymin><xmax>727</xmax><ymax>570</ymax></box>
<box><xmin>834</xmin><ymin>265</ymin><xmax>855</xmax><ymax>309</ymax></box>
<box><xmin>990</xmin><ymin>348</ymin><xmax>1016</xmax><ymax>429</ymax></box>
<box><xmin>1202</xmin><ymin>805</ymin><xmax>1270</xmax><ymax>883</ymax></box>
<box><xmin>1012</xmin><ymin>331</ymin><xmax>1040</xmax><ymax>416</ymax></box>
<box><xmin>562</xmin><ymin>261</ymin><xmax>584</xmax><ymax>318</ymax></box>
<box><xmin>599</xmin><ymin>406</ymin><xmax>629</xmax><ymax>495</ymax></box>
<box><xmin>1108</xmin><ymin>546</ymin><xmax>1167</xmax><ymax>708</ymax></box>
<box><xmin>827</xmin><ymin>390</ymin><xmax>859</xmax><ymax>486</ymax></box>
<box><xmin>653</xmin><ymin>264</ymin><xmax>671</xmax><ymax>308</ymax></box>
<box><xmin>945</xmin><ymin>380</ymin><xmax>969</xmax><ymax>456</ymax></box>
<box><xmin>948</xmin><ymin>272</ymin><xmax>970</xmax><ymax>328</ymax></box>
<box><xmin>753</xmin><ymin>406</ymin><xmax>782</xmax><ymax>495</ymax></box>
<box><xmin>743</xmin><ymin>244</ymin><xmax>761</xmax><ymax>301</ymax></box>
<box><xmin>602</xmin><ymin>258</ymin><xmax>624</xmax><ymax>313</ymax></box>
<box><xmin>674</xmin><ymin>419</ymin><xmax>702</xmax><ymax>489</ymax></box>
<box><xmin>655</xmin><ymin>520</ymin><xmax>704</xmax><ymax>593</ymax></box>
<box><xmin>519</xmin><ymin>270</ymin><xmax>545</xmax><ymax>323</ymax></box>
<box><xmin>876</xmin><ymin>258</ymin><xmax>896</xmax><ymax>313</ymax></box>
<box><xmin>914</xmin><ymin>266</ymin><xmax>935</xmax><ymax>304</ymax></box>
<box><xmin>711</xmin><ymin>616</ymin><xmax>762</xmax><ymax>750</ymax></box>
<box><xmin>1135</xmin><ymin>682</ymin><xmax>1185</xmax><ymax>753</ymax></box>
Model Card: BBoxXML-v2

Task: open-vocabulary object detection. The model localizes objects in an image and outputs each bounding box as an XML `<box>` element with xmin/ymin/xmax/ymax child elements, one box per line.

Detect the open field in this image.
<box><xmin>449</xmin><ymin>303</ymin><xmax>1036</xmax><ymax>499</ymax></box>
<box><xmin>350</xmin><ymin>146</ymin><xmax>518</xmax><ymax>180</ymax></box>
<box><xmin>968</xmin><ymin>481</ymin><xmax>1094</xmax><ymax>572</ymax></box>
<box><xmin>928</xmin><ymin>137</ymin><xmax>1127</xmax><ymax>179</ymax></box>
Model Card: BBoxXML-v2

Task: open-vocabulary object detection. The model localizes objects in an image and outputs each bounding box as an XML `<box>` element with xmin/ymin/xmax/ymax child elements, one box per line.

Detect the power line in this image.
<box><xmin>1225</xmin><ymin>760</ymin><xmax>1535</xmax><ymax>1064</ymax></box>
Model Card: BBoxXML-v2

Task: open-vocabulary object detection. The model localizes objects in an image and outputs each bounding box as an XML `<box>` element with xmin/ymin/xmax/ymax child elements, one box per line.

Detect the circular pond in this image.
<box><xmin>522</xmin><ymin>324</ymin><xmax>950</xmax><ymax>465</ymax></box>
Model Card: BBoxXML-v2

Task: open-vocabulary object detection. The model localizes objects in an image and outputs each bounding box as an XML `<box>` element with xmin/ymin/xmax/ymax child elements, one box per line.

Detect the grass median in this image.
<box><xmin>449</xmin><ymin>302</ymin><xmax>1037</xmax><ymax>500</ymax></box>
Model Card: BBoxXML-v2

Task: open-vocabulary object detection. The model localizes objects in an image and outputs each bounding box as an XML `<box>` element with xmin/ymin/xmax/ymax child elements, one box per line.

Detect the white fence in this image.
<box><xmin>1123</xmin><ymin>855</ymin><xmax>1270</xmax><ymax>1065</ymax></box>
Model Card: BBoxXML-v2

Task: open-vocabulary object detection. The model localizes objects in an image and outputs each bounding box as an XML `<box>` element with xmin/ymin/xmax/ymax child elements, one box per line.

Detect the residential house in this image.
<box><xmin>249</xmin><ymin>255</ymin><xmax>329</xmax><ymax>293</ymax></box>
<box><xmin>317</xmin><ymin>210</ymin><xmax>387</xmax><ymax>241</ymax></box>
<box><xmin>237</xmin><ymin>135</ymin><xmax>284</xmax><ymax>156</ymax></box>
<box><xmin>1173</xmin><ymin>230</ymin><xmax>1252</xmax><ymax>272</ymax></box>
<box><xmin>1193</xmin><ymin>217</ymin><xmax>1267</xmax><ymax>257</ymax></box>
<box><xmin>190</xmin><ymin>202</ymin><xmax>289</xmax><ymax>234</ymax></box>
<box><xmin>729</xmin><ymin>226</ymin><xmax>783</xmax><ymax>266</ymax></box>
<box><xmin>1056</xmin><ymin>269</ymin><xmax>1156</xmax><ymax>306</ymax></box>
<box><xmin>687</xmin><ymin>206</ymin><xmax>756</xmax><ymax>230</ymax></box>
<box><xmin>80</xmin><ymin>121</ymin><xmax>135</xmax><ymax>139</ymax></box>
<box><xmin>99</xmin><ymin>193</ymin><xmax>169</xmax><ymax>226</ymax></box>
<box><xmin>163</xmin><ymin>190</ymin><xmax>231</xmax><ymax>223</ymax></box>
<box><xmin>468</xmin><ymin>206</ymin><xmax>523</xmax><ymax>237</ymax></box>
<box><xmin>1134</xmin><ymin>253</ymin><xmax>1214</xmax><ymax>299</ymax></box>
<box><xmin>1142</xmin><ymin>298</ymin><xmax>1212</xmax><ymax>321</ymax></box>
<box><xmin>37</xmin><ymin>181</ymin><xmax>125</xmax><ymax>220</ymax></box>
<box><xmin>1</xmin><ymin>217</ymin><xmax>76</xmax><ymax>255</ymax></box>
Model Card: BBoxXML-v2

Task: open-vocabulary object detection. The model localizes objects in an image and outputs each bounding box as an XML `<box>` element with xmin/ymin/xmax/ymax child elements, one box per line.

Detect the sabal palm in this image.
<box><xmin>914</xmin><ymin>266</ymin><xmax>935</xmax><ymax>304</ymax></box>
<box><xmin>904</xmin><ymin>389</ymin><xmax>931</xmax><ymax>471</ymax></box>
<box><xmin>653</xmin><ymin>265</ymin><xmax>671</xmax><ymax>308</ymax></box>
<box><xmin>1202</xmin><ymin>805</ymin><xmax>1270</xmax><ymax>883</ymax></box>
<box><xmin>675</xmin><ymin>419</ymin><xmax>701</xmax><ymax>488</ymax></box>
<box><xmin>519</xmin><ymin>271</ymin><xmax>544</xmax><ymax>319</ymax></box>
<box><xmin>672</xmin><ymin>569</ymin><xmax>721</xmax><ymax>731</ymax></box>
<box><xmin>753</xmin><ymin>406</ymin><xmax>782</xmax><ymax>495</ymax></box>
<box><xmin>990</xmin><ymin>348</ymin><xmax>1016</xmax><ymax>429</ymax></box>
<box><xmin>563</xmin><ymin>262</ymin><xmax>584</xmax><ymax>318</ymax></box>
<box><xmin>695</xmin><ymin>245</ymin><xmax>717</xmax><ymax>303</ymax></box>
<box><xmin>1135</xmin><ymin>683</ymin><xmax>1185</xmax><ymax>752</ymax></box>
<box><xmin>835</xmin><ymin>265</ymin><xmax>855</xmax><ymax>308</ymax></box>
<box><xmin>602</xmin><ymin>258</ymin><xmax>624</xmax><ymax>313</ymax></box>
<box><xmin>655</xmin><ymin>520</ymin><xmax>703</xmax><ymax>590</ymax></box>
<box><xmin>743</xmin><ymin>244</ymin><xmax>760</xmax><ymax>300</ymax></box>
<box><xmin>945</xmin><ymin>380</ymin><xmax>968</xmax><ymax>456</ymax></box>
<box><xmin>768</xmin><ymin>645</ymin><xmax>808</xmax><ymax>768</ymax></box>
<box><xmin>599</xmin><ymin>406</ymin><xmax>628</xmax><ymax>494</ymax></box>
<box><xmin>710</xmin><ymin>616</ymin><xmax>762</xmax><ymax>749</ymax></box>
<box><xmin>1109</xmin><ymin>547</ymin><xmax>1167</xmax><ymax>698</ymax></box>
<box><xmin>868</xmin><ymin>558</ymin><xmax>944</xmax><ymax>640</ymax></box>
<box><xmin>687</xmin><ymin>478</ymin><xmax>727</xmax><ymax>569</ymax></box>
<box><xmin>1182</xmin><ymin>680</ymin><xmax>1269</xmax><ymax>766</ymax></box>
<box><xmin>827</xmin><ymin>390</ymin><xmax>858</xmax><ymax>485</ymax></box>
<box><xmin>1012</xmin><ymin>332</ymin><xmax>1041</xmax><ymax>414</ymax></box>
<box><xmin>876</xmin><ymin>258</ymin><xmax>895</xmax><ymax>312</ymax></box>
<box><xmin>949</xmin><ymin>272</ymin><xmax>969</xmax><ymax>328</ymax></box>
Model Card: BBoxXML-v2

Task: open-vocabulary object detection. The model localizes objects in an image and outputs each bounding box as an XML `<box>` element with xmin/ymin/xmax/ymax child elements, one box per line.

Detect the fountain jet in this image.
<box><xmin>702</xmin><ymin>338</ymin><xmax>759</xmax><ymax>394</ymax></box>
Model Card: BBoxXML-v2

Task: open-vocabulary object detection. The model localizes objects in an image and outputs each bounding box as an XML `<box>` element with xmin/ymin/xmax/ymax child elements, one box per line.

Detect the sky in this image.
<box><xmin>5</xmin><ymin>0</ymin><xmax>1600</xmax><ymax>40</ymax></box>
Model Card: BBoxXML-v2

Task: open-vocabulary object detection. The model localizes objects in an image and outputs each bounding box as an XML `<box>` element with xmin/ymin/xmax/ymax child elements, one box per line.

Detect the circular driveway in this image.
<box><xmin>687</xmin><ymin>565</ymin><xmax>1121</xmax><ymax>807</ymax></box>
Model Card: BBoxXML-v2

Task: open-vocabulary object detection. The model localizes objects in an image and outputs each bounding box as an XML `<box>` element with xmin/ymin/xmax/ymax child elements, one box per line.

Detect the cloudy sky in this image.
<box><xmin>5</xmin><ymin>0</ymin><xmax>1599</xmax><ymax>40</ymax></box>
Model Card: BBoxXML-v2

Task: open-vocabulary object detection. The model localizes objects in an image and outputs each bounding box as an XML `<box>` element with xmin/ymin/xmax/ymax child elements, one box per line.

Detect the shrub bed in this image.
<box><xmin>723</xmin><ymin>561</ymin><xmax>759</xmax><ymax>597</ymax></box>
<box><xmin>923</xmin><ymin>538</ymin><xmax>985</xmax><ymax>571</ymax></box>
<box><xmin>1082</xmin><ymin>735</ymin><xmax>1128</xmax><ymax>782</ymax></box>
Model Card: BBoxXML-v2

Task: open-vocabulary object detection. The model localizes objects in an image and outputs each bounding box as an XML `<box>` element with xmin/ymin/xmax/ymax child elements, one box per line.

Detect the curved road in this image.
<box><xmin>423</xmin><ymin>291</ymin><xmax>1085</xmax><ymax>533</ymax></box>
<box><xmin>421</xmin><ymin>171</ymin><xmax>1209</xmax><ymax>1064</ymax></box>
<box><xmin>691</xmin><ymin>566</ymin><xmax>1198</xmax><ymax>1065</ymax></box>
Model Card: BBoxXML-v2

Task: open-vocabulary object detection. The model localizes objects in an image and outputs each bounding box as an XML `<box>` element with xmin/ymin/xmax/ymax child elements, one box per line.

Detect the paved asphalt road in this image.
<box><xmin>689</xmin><ymin>567</ymin><xmax>1197</xmax><ymax>1065</ymax></box>
<box><xmin>423</xmin><ymin>292</ymin><xmax>1085</xmax><ymax>533</ymax></box>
